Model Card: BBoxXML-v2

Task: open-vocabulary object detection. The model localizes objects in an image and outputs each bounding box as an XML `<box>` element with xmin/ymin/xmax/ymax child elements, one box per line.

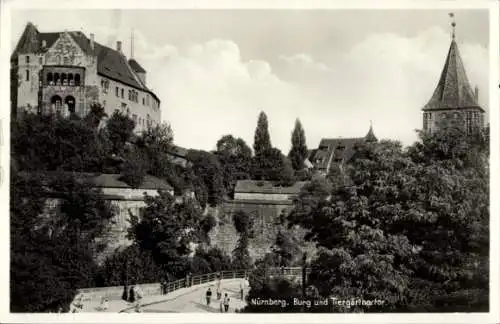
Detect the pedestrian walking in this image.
<box><xmin>223</xmin><ymin>293</ymin><xmax>230</xmax><ymax>312</ymax></box>
<box><xmin>219</xmin><ymin>297</ymin><xmax>224</xmax><ymax>313</ymax></box>
<box><xmin>122</xmin><ymin>285</ymin><xmax>128</xmax><ymax>301</ymax></box>
<box><xmin>205</xmin><ymin>288</ymin><xmax>212</xmax><ymax>306</ymax></box>
<box><xmin>129</xmin><ymin>286</ymin><xmax>136</xmax><ymax>303</ymax></box>
<box><xmin>134</xmin><ymin>285</ymin><xmax>143</xmax><ymax>312</ymax></box>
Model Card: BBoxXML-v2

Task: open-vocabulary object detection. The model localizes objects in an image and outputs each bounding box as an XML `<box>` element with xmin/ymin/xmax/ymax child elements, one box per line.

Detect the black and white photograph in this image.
<box><xmin>1</xmin><ymin>0</ymin><xmax>498</xmax><ymax>321</ymax></box>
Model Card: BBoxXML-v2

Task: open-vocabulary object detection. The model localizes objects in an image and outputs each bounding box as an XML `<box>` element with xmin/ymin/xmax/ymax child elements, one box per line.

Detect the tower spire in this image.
<box><xmin>449</xmin><ymin>12</ymin><xmax>456</xmax><ymax>39</ymax></box>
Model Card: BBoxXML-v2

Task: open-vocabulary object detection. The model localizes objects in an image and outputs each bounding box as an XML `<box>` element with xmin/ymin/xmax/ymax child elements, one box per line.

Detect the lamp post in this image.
<box><xmin>301</xmin><ymin>252</ymin><xmax>308</xmax><ymax>312</ymax></box>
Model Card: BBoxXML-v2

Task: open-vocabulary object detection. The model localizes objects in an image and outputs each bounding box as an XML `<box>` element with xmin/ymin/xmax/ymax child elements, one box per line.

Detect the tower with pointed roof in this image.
<box><xmin>422</xmin><ymin>15</ymin><xmax>485</xmax><ymax>135</ymax></box>
<box><xmin>11</xmin><ymin>22</ymin><xmax>161</xmax><ymax>133</ymax></box>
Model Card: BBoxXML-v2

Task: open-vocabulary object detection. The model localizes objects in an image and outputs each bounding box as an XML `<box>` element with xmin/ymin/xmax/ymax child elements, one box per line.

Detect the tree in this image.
<box><xmin>215</xmin><ymin>135</ymin><xmax>252</xmax><ymax>198</ymax></box>
<box><xmin>136</xmin><ymin>122</ymin><xmax>174</xmax><ymax>176</ymax></box>
<box><xmin>288</xmin><ymin>118</ymin><xmax>308</xmax><ymax>171</ymax></box>
<box><xmin>291</xmin><ymin>123</ymin><xmax>489</xmax><ymax>312</ymax></box>
<box><xmin>187</xmin><ymin>150</ymin><xmax>226</xmax><ymax>206</ymax></box>
<box><xmin>105</xmin><ymin>111</ymin><xmax>135</xmax><ymax>155</ymax></box>
<box><xmin>232</xmin><ymin>234</ymin><xmax>252</xmax><ymax>269</ymax></box>
<box><xmin>252</xmin><ymin>148</ymin><xmax>295</xmax><ymax>184</ymax></box>
<box><xmin>10</xmin><ymin>171</ymin><xmax>116</xmax><ymax>312</ymax></box>
<box><xmin>128</xmin><ymin>191</ymin><xmax>202</xmax><ymax>269</ymax></box>
<box><xmin>120</xmin><ymin>147</ymin><xmax>148</xmax><ymax>188</ymax></box>
<box><xmin>271</xmin><ymin>230</ymin><xmax>301</xmax><ymax>267</ymax></box>
<box><xmin>11</xmin><ymin>113</ymin><xmax>108</xmax><ymax>172</ymax></box>
<box><xmin>194</xmin><ymin>246</ymin><xmax>233</xmax><ymax>272</ymax></box>
<box><xmin>233</xmin><ymin>210</ymin><xmax>254</xmax><ymax>236</ymax></box>
<box><xmin>253</xmin><ymin>111</ymin><xmax>272</xmax><ymax>156</ymax></box>
<box><xmin>84</xmin><ymin>103</ymin><xmax>107</xmax><ymax>129</ymax></box>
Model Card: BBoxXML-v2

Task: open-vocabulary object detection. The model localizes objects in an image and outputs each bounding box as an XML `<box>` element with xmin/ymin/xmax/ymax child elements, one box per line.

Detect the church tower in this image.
<box><xmin>422</xmin><ymin>14</ymin><xmax>485</xmax><ymax>134</ymax></box>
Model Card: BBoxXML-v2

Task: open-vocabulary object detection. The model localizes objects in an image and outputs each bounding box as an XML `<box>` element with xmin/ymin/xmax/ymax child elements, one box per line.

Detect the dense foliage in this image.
<box><xmin>11</xmin><ymin>171</ymin><xmax>116</xmax><ymax>312</ymax></box>
<box><xmin>289</xmin><ymin>119</ymin><xmax>489</xmax><ymax>312</ymax></box>
<box><xmin>253</xmin><ymin>111</ymin><xmax>272</xmax><ymax>156</ymax></box>
<box><xmin>288</xmin><ymin>118</ymin><xmax>308</xmax><ymax>171</ymax></box>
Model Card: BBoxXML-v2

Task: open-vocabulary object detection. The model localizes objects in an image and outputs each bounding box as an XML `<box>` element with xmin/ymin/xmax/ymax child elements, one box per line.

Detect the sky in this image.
<box><xmin>10</xmin><ymin>9</ymin><xmax>490</xmax><ymax>153</ymax></box>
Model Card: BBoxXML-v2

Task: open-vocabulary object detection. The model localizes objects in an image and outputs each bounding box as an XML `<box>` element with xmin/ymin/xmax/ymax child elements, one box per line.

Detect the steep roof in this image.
<box><xmin>311</xmin><ymin>124</ymin><xmax>378</xmax><ymax>172</ymax></box>
<box><xmin>234</xmin><ymin>180</ymin><xmax>308</xmax><ymax>195</ymax></box>
<box><xmin>27</xmin><ymin>171</ymin><xmax>173</xmax><ymax>191</ymax></box>
<box><xmin>423</xmin><ymin>39</ymin><xmax>483</xmax><ymax>112</ymax></box>
<box><xmin>364</xmin><ymin>124</ymin><xmax>378</xmax><ymax>142</ymax></box>
<box><xmin>128</xmin><ymin>58</ymin><xmax>146</xmax><ymax>73</ymax></box>
<box><xmin>313</xmin><ymin>138</ymin><xmax>363</xmax><ymax>171</ymax></box>
<box><xmin>11</xmin><ymin>22</ymin><xmax>160</xmax><ymax>103</ymax></box>
<box><xmin>91</xmin><ymin>174</ymin><xmax>173</xmax><ymax>190</ymax></box>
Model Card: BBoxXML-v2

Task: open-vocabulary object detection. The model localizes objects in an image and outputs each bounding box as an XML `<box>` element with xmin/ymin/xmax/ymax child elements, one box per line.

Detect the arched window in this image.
<box><xmin>74</xmin><ymin>74</ymin><xmax>81</xmax><ymax>86</ymax></box>
<box><xmin>61</xmin><ymin>73</ymin><xmax>67</xmax><ymax>85</ymax></box>
<box><xmin>54</xmin><ymin>73</ymin><xmax>60</xmax><ymax>85</ymax></box>
<box><xmin>47</xmin><ymin>72</ymin><xmax>53</xmax><ymax>85</ymax></box>
<box><xmin>68</xmin><ymin>73</ymin><xmax>74</xmax><ymax>86</ymax></box>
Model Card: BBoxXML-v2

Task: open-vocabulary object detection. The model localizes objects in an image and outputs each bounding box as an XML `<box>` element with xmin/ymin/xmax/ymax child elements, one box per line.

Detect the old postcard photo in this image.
<box><xmin>1</xmin><ymin>0</ymin><xmax>498</xmax><ymax>323</ymax></box>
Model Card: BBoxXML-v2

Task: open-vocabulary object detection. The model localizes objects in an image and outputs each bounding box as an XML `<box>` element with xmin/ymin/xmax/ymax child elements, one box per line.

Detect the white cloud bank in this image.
<box><xmin>92</xmin><ymin>26</ymin><xmax>490</xmax><ymax>153</ymax></box>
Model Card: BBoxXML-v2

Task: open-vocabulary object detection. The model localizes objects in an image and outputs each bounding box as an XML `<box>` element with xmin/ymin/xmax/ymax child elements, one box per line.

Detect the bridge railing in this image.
<box><xmin>76</xmin><ymin>267</ymin><xmax>310</xmax><ymax>302</ymax></box>
<box><xmin>76</xmin><ymin>269</ymin><xmax>249</xmax><ymax>302</ymax></box>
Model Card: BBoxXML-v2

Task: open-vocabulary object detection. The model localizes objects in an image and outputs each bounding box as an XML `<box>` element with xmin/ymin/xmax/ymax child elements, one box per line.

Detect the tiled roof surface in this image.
<box><xmin>128</xmin><ymin>58</ymin><xmax>146</xmax><ymax>73</ymax></box>
<box><xmin>312</xmin><ymin>138</ymin><xmax>363</xmax><ymax>171</ymax></box>
<box><xmin>234</xmin><ymin>180</ymin><xmax>308</xmax><ymax>195</ymax></box>
<box><xmin>25</xmin><ymin>171</ymin><xmax>172</xmax><ymax>191</ymax></box>
<box><xmin>91</xmin><ymin>174</ymin><xmax>173</xmax><ymax>190</ymax></box>
<box><xmin>423</xmin><ymin>39</ymin><xmax>482</xmax><ymax>112</ymax></box>
<box><xmin>12</xmin><ymin>23</ymin><xmax>160</xmax><ymax>103</ymax></box>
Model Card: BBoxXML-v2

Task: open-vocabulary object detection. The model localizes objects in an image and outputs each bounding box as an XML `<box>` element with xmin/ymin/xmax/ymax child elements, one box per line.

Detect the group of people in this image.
<box><xmin>205</xmin><ymin>288</ymin><xmax>231</xmax><ymax>312</ymax></box>
<box><xmin>204</xmin><ymin>274</ymin><xmax>249</xmax><ymax>313</ymax></box>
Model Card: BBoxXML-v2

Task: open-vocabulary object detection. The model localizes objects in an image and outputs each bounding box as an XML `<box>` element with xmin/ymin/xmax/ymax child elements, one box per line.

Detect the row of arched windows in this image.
<box><xmin>46</xmin><ymin>72</ymin><xmax>81</xmax><ymax>86</ymax></box>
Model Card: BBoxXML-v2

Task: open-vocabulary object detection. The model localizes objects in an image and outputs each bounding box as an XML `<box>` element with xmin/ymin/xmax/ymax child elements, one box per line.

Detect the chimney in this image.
<box><xmin>116</xmin><ymin>41</ymin><xmax>122</xmax><ymax>53</ymax></box>
<box><xmin>89</xmin><ymin>33</ymin><xmax>95</xmax><ymax>50</ymax></box>
<box><xmin>474</xmin><ymin>86</ymin><xmax>479</xmax><ymax>103</ymax></box>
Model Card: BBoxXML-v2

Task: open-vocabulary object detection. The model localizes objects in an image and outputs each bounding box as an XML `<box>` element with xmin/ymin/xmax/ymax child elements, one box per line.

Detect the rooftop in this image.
<box><xmin>423</xmin><ymin>38</ymin><xmax>483</xmax><ymax>112</ymax></box>
<box><xmin>12</xmin><ymin>22</ymin><xmax>159</xmax><ymax>103</ymax></box>
<box><xmin>234</xmin><ymin>180</ymin><xmax>308</xmax><ymax>195</ymax></box>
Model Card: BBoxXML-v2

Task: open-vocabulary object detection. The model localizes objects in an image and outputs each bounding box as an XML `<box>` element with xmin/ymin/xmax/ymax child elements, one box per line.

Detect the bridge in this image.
<box><xmin>74</xmin><ymin>267</ymin><xmax>305</xmax><ymax>313</ymax></box>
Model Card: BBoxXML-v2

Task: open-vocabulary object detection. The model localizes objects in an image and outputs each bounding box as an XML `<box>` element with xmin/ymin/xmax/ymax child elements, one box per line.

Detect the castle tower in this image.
<box><xmin>422</xmin><ymin>14</ymin><xmax>485</xmax><ymax>135</ymax></box>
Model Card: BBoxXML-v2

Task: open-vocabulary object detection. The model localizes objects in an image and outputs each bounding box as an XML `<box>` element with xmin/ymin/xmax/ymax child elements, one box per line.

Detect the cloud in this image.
<box><xmin>129</xmin><ymin>26</ymin><xmax>487</xmax><ymax>153</ymax></box>
<box><xmin>19</xmin><ymin>19</ymin><xmax>486</xmax><ymax>154</ymax></box>
<box><xmin>279</xmin><ymin>53</ymin><xmax>330</xmax><ymax>72</ymax></box>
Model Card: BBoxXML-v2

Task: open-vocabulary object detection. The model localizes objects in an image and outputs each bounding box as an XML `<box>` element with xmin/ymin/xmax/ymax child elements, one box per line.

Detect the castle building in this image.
<box><xmin>10</xmin><ymin>22</ymin><xmax>161</xmax><ymax>133</ymax></box>
<box><xmin>422</xmin><ymin>18</ymin><xmax>485</xmax><ymax>134</ymax></box>
<box><xmin>309</xmin><ymin>123</ymin><xmax>378</xmax><ymax>175</ymax></box>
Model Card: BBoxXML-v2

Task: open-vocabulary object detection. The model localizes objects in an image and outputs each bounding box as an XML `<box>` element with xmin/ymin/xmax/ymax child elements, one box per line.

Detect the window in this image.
<box><xmin>115</xmin><ymin>87</ymin><xmax>119</xmax><ymax>97</ymax></box>
<box><xmin>39</xmin><ymin>57</ymin><xmax>43</xmax><ymax>65</ymax></box>
<box><xmin>121</xmin><ymin>88</ymin><xmax>124</xmax><ymax>98</ymax></box>
<box><xmin>25</xmin><ymin>70</ymin><xmax>29</xmax><ymax>81</ymax></box>
<box><xmin>132</xmin><ymin>114</ymin><xmax>137</xmax><ymax>123</ymax></box>
<box><xmin>142</xmin><ymin>97</ymin><xmax>145</xmax><ymax>105</ymax></box>
<box><xmin>47</xmin><ymin>72</ymin><xmax>53</xmax><ymax>85</ymax></box>
<box><xmin>74</xmin><ymin>74</ymin><xmax>81</xmax><ymax>86</ymax></box>
<box><xmin>25</xmin><ymin>56</ymin><xmax>30</xmax><ymax>64</ymax></box>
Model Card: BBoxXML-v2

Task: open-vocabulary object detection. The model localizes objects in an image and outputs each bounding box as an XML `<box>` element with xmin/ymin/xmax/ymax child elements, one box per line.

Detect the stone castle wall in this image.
<box><xmin>208</xmin><ymin>200</ymin><xmax>316</xmax><ymax>262</ymax></box>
